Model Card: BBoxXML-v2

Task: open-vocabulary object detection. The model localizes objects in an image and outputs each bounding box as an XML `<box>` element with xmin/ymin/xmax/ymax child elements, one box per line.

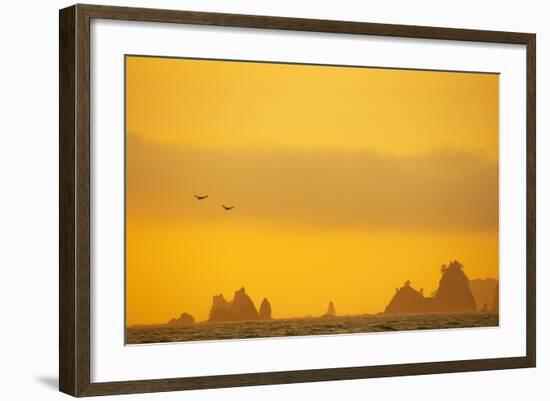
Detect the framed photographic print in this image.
<box><xmin>59</xmin><ymin>4</ymin><xmax>536</xmax><ymax>397</ymax></box>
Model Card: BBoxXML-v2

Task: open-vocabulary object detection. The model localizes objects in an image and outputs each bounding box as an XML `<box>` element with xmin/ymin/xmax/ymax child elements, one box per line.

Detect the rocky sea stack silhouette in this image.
<box><xmin>166</xmin><ymin>312</ymin><xmax>195</xmax><ymax>326</ymax></box>
<box><xmin>433</xmin><ymin>261</ymin><xmax>476</xmax><ymax>312</ymax></box>
<box><xmin>208</xmin><ymin>287</ymin><xmax>267</xmax><ymax>322</ymax></box>
<box><xmin>322</xmin><ymin>301</ymin><xmax>336</xmax><ymax>318</ymax></box>
<box><xmin>259</xmin><ymin>298</ymin><xmax>272</xmax><ymax>320</ymax></box>
<box><xmin>384</xmin><ymin>260</ymin><xmax>482</xmax><ymax>315</ymax></box>
<box><xmin>469</xmin><ymin>278</ymin><xmax>498</xmax><ymax>311</ymax></box>
<box><xmin>385</xmin><ymin>281</ymin><xmax>432</xmax><ymax>314</ymax></box>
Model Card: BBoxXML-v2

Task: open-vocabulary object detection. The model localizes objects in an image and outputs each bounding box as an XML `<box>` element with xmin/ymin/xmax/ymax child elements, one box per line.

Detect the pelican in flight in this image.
<box><xmin>222</xmin><ymin>205</ymin><xmax>234</xmax><ymax>210</ymax></box>
<box><xmin>194</xmin><ymin>194</ymin><xmax>208</xmax><ymax>200</ymax></box>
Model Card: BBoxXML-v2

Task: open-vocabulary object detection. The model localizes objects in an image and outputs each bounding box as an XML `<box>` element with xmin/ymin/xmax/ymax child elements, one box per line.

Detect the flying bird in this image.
<box><xmin>194</xmin><ymin>194</ymin><xmax>208</xmax><ymax>200</ymax></box>
<box><xmin>222</xmin><ymin>205</ymin><xmax>234</xmax><ymax>210</ymax></box>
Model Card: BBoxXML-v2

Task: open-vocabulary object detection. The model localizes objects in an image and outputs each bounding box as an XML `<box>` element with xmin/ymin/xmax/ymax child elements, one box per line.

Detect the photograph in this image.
<box><xmin>53</xmin><ymin>3</ymin><xmax>536</xmax><ymax>397</ymax></box>
<box><xmin>124</xmin><ymin>55</ymin><xmax>500</xmax><ymax>345</ymax></box>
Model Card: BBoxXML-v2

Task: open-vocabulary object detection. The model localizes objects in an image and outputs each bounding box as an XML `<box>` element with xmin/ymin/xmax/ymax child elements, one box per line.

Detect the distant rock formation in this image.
<box><xmin>259</xmin><ymin>298</ymin><xmax>272</xmax><ymax>320</ymax></box>
<box><xmin>384</xmin><ymin>280</ymin><xmax>433</xmax><ymax>314</ymax></box>
<box><xmin>322</xmin><ymin>301</ymin><xmax>336</xmax><ymax>317</ymax></box>
<box><xmin>212</xmin><ymin>293</ymin><xmax>230</xmax><ymax>310</ymax></box>
<box><xmin>208</xmin><ymin>287</ymin><xmax>260</xmax><ymax>322</ymax></box>
<box><xmin>469</xmin><ymin>278</ymin><xmax>498</xmax><ymax>311</ymax></box>
<box><xmin>208</xmin><ymin>294</ymin><xmax>235</xmax><ymax>321</ymax></box>
<box><xmin>209</xmin><ymin>305</ymin><xmax>237</xmax><ymax>322</ymax></box>
<box><xmin>231</xmin><ymin>287</ymin><xmax>259</xmax><ymax>320</ymax></box>
<box><xmin>490</xmin><ymin>281</ymin><xmax>499</xmax><ymax>312</ymax></box>
<box><xmin>384</xmin><ymin>260</ymin><xmax>481</xmax><ymax>315</ymax></box>
<box><xmin>433</xmin><ymin>261</ymin><xmax>477</xmax><ymax>312</ymax></box>
<box><xmin>166</xmin><ymin>312</ymin><xmax>195</xmax><ymax>326</ymax></box>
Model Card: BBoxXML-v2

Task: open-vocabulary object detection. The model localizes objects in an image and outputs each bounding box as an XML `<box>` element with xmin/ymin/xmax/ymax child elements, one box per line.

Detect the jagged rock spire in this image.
<box><xmin>259</xmin><ymin>298</ymin><xmax>272</xmax><ymax>320</ymax></box>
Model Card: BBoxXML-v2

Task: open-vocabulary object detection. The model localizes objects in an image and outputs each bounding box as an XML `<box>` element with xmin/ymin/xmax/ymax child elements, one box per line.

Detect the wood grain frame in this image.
<box><xmin>59</xmin><ymin>3</ymin><xmax>536</xmax><ymax>397</ymax></box>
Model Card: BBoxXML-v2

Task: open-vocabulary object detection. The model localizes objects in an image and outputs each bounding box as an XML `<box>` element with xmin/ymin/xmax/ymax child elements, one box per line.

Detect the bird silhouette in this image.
<box><xmin>194</xmin><ymin>194</ymin><xmax>208</xmax><ymax>200</ymax></box>
<box><xmin>222</xmin><ymin>205</ymin><xmax>234</xmax><ymax>210</ymax></box>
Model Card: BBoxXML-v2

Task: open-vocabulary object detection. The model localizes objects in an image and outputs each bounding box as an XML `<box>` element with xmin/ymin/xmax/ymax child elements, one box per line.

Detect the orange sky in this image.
<box><xmin>125</xmin><ymin>56</ymin><xmax>499</xmax><ymax>325</ymax></box>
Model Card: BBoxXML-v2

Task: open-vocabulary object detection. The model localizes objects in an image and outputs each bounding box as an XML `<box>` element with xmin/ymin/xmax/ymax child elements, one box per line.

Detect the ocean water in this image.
<box><xmin>126</xmin><ymin>312</ymin><xmax>499</xmax><ymax>344</ymax></box>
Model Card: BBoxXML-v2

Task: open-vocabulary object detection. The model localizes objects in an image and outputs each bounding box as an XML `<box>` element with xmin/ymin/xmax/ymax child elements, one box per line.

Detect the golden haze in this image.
<box><xmin>125</xmin><ymin>56</ymin><xmax>499</xmax><ymax>325</ymax></box>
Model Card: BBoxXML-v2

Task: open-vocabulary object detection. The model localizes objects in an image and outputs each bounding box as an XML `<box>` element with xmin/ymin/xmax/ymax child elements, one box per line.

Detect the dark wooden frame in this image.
<box><xmin>59</xmin><ymin>3</ymin><xmax>536</xmax><ymax>397</ymax></box>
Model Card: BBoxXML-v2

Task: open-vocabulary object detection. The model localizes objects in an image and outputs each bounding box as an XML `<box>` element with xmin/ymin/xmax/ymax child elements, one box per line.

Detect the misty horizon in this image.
<box><xmin>125</xmin><ymin>55</ymin><xmax>499</xmax><ymax>337</ymax></box>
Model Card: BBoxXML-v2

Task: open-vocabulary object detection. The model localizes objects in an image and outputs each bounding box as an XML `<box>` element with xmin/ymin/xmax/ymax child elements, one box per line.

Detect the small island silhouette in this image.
<box><xmin>126</xmin><ymin>259</ymin><xmax>499</xmax><ymax>344</ymax></box>
<box><xmin>384</xmin><ymin>260</ymin><xmax>498</xmax><ymax>314</ymax></box>
<box><xmin>209</xmin><ymin>287</ymin><xmax>268</xmax><ymax>322</ymax></box>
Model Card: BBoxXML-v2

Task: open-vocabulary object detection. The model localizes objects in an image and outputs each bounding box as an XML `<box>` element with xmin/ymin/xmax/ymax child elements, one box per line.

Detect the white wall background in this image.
<box><xmin>0</xmin><ymin>0</ymin><xmax>546</xmax><ymax>400</ymax></box>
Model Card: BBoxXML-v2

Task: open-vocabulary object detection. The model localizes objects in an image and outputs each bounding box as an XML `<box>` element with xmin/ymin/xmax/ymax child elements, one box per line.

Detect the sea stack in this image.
<box><xmin>383</xmin><ymin>260</ymin><xmax>483</xmax><ymax>315</ymax></box>
<box><xmin>231</xmin><ymin>287</ymin><xmax>260</xmax><ymax>320</ymax></box>
<box><xmin>208</xmin><ymin>287</ymin><xmax>260</xmax><ymax>322</ymax></box>
<box><xmin>323</xmin><ymin>301</ymin><xmax>336</xmax><ymax>318</ymax></box>
<box><xmin>384</xmin><ymin>280</ymin><xmax>433</xmax><ymax>314</ymax></box>
<box><xmin>433</xmin><ymin>260</ymin><xmax>476</xmax><ymax>312</ymax></box>
<box><xmin>166</xmin><ymin>312</ymin><xmax>195</xmax><ymax>326</ymax></box>
<box><xmin>469</xmin><ymin>278</ymin><xmax>498</xmax><ymax>311</ymax></box>
<box><xmin>259</xmin><ymin>298</ymin><xmax>272</xmax><ymax>320</ymax></box>
<box><xmin>208</xmin><ymin>294</ymin><xmax>235</xmax><ymax>322</ymax></box>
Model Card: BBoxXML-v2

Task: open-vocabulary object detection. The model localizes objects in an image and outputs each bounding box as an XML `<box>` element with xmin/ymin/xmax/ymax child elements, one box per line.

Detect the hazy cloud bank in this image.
<box><xmin>126</xmin><ymin>134</ymin><xmax>498</xmax><ymax>232</ymax></box>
